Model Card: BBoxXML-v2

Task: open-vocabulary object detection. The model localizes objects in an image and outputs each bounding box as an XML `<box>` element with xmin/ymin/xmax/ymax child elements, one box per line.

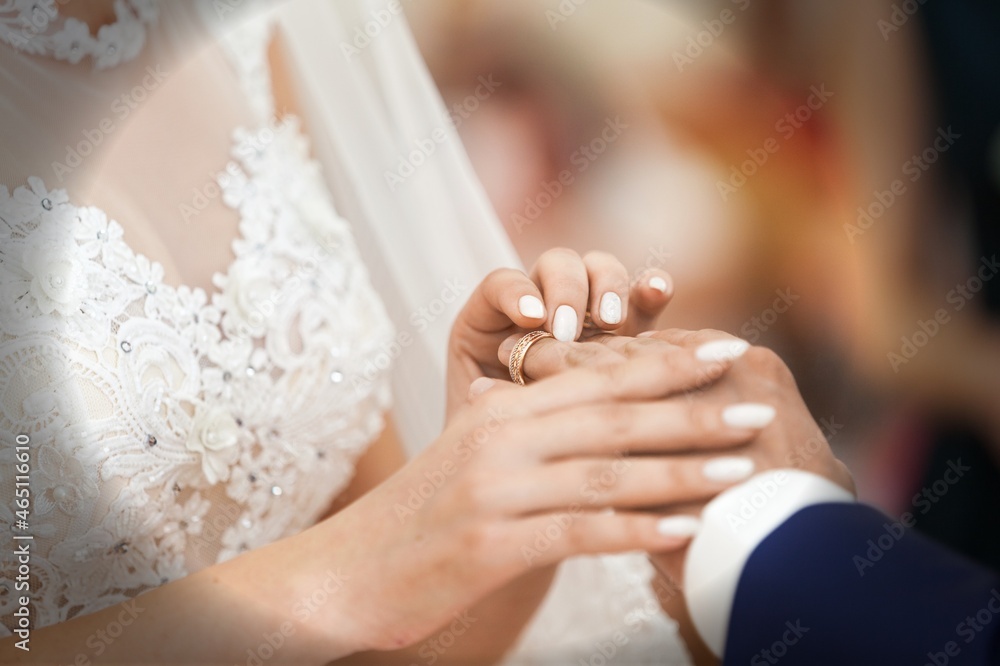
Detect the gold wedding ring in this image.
<box><xmin>508</xmin><ymin>330</ymin><xmax>554</xmax><ymax>386</ymax></box>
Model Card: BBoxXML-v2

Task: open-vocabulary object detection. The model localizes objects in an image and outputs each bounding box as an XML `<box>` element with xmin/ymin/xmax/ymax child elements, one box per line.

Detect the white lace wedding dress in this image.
<box><xmin>0</xmin><ymin>1</ymin><xmax>691</xmax><ymax>663</ymax></box>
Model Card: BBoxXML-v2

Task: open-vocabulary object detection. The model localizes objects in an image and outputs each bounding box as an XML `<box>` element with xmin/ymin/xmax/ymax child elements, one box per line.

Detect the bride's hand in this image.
<box><xmin>505</xmin><ymin>328</ymin><xmax>854</xmax><ymax>498</ymax></box>
<box><xmin>447</xmin><ymin>248</ymin><xmax>673</xmax><ymax>418</ymax></box>
<box><xmin>502</xmin><ymin>328</ymin><xmax>855</xmax><ymax>582</ymax></box>
<box><xmin>324</xmin><ymin>345</ymin><xmax>758</xmax><ymax>653</ymax></box>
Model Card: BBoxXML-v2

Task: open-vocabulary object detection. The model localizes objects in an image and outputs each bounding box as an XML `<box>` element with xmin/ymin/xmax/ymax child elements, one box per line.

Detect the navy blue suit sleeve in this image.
<box><xmin>723</xmin><ymin>503</ymin><xmax>1000</xmax><ymax>666</ymax></box>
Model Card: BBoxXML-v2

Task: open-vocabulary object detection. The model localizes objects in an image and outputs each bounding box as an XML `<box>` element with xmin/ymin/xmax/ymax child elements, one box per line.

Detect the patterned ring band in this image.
<box><xmin>508</xmin><ymin>330</ymin><xmax>555</xmax><ymax>386</ymax></box>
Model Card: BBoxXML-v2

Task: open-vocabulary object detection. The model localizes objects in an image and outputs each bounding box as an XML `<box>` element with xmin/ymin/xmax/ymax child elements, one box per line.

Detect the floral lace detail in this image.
<box><xmin>0</xmin><ymin>116</ymin><xmax>395</xmax><ymax>633</ymax></box>
<box><xmin>0</xmin><ymin>0</ymin><xmax>159</xmax><ymax>69</ymax></box>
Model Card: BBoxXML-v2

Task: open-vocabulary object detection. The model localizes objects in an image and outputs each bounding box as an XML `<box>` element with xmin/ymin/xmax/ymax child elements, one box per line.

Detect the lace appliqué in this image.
<box><xmin>0</xmin><ymin>0</ymin><xmax>159</xmax><ymax>69</ymax></box>
<box><xmin>0</xmin><ymin>117</ymin><xmax>395</xmax><ymax>633</ymax></box>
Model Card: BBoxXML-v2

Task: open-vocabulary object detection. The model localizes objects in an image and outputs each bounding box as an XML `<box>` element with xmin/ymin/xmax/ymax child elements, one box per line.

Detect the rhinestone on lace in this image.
<box><xmin>146</xmin><ymin>434</ymin><xmax>157</xmax><ymax>447</ymax></box>
<box><xmin>120</xmin><ymin>340</ymin><xmax>132</xmax><ymax>353</ymax></box>
<box><xmin>270</xmin><ymin>485</ymin><xmax>282</xmax><ymax>497</ymax></box>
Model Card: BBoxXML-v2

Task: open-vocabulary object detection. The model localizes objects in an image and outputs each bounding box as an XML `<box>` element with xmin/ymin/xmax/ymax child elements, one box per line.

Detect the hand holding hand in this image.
<box><xmin>448</xmin><ymin>248</ymin><xmax>673</xmax><ymax>417</ymax></box>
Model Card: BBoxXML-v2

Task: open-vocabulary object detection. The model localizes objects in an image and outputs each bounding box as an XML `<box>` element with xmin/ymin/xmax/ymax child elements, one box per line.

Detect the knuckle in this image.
<box><xmin>582</xmin><ymin>250</ymin><xmax>618</xmax><ymax>267</ymax></box>
<box><xmin>597</xmin><ymin>404</ymin><xmax>634</xmax><ymax>439</ymax></box>
<box><xmin>543</xmin><ymin>247</ymin><xmax>581</xmax><ymax>262</ymax></box>
<box><xmin>744</xmin><ymin>346</ymin><xmax>794</xmax><ymax>384</ymax></box>
<box><xmin>687</xmin><ymin>400</ymin><xmax>721</xmax><ymax>434</ymax></box>
<box><xmin>458</xmin><ymin>520</ymin><xmax>502</xmax><ymax>559</ymax></box>
<box><xmin>453</xmin><ymin>473</ymin><xmax>497</xmax><ymax>513</ymax></box>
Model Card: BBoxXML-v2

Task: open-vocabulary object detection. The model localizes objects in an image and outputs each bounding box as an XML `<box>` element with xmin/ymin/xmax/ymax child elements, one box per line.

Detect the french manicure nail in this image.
<box><xmin>518</xmin><ymin>295</ymin><xmax>546</xmax><ymax>320</ymax></box>
<box><xmin>599</xmin><ymin>292</ymin><xmax>622</xmax><ymax>325</ymax></box>
<box><xmin>702</xmin><ymin>456</ymin><xmax>756</xmax><ymax>482</ymax></box>
<box><xmin>553</xmin><ymin>305</ymin><xmax>578</xmax><ymax>342</ymax></box>
<box><xmin>657</xmin><ymin>515</ymin><xmax>701</xmax><ymax>537</ymax></box>
<box><xmin>649</xmin><ymin>276</ymin><xmax>669</xmax><ymax>293</ymax></box>
<box><xmin>695</xmin><ymin>339</ymin><xmax>750</xmax><ymax>363</ymax></box>
<box><xmin>722</xmin><ymin>403</ymin><xmax>776</xmax><ymax>429</ymax></box>
<box><xmin>468</xmin><ymin>377</ymin><xmax>496</xmax><ymax>398</ymax></box>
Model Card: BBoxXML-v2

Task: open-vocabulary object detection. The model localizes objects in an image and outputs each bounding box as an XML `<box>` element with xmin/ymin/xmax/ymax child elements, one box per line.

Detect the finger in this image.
<box><xmin>498</xmin><ymin>334</ymin><xmax>625</xmax><ymax>380</ymax></box>
<box><xmin>473</xmin><ymin>347</ymin><xmax>753</xmax><ymax>421</ymax></box>
<box><xmin>523</xmin><ymin>400</ymin><xmax>767</xmax><ymax>459</ymax></box>
<box><xmin>620</xmin><ymin>269</ymin><xmax>674</xmax><ymax>336</ymax></box>
<box><xmin>498</xmin><ymin>334</ymin><xmax>738</xmax><ymax>395</ymax></box>
<box><xmin>511</xmin><ymin>511</ymin><xmax>698</xmax><ymax>568</ymax></box>
<box><xmin>582</xmin><ymin>251</ymin><xmax>629</xmax><ymax>330</ymax></box>
<box><xmin>457</xmin><ymin>268</ymin><xmax>548</xmax><ymax>335</ymax></box>
<box><xmin>531</xmin><ymin>248</ymin><xmax>589</xmax><ymax>342</ymax></box>
<box><xmin>489</xmin><ymin>454</ymin><xmax>755</xmax><ymax>514</ymax></box>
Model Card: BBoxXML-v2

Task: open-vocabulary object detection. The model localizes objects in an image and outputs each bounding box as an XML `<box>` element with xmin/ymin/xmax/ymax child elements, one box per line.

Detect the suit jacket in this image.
<box><xmin>723</xmin><ymin>503</ymin><xmax>1000</xmax><ymax>665</ymax></box>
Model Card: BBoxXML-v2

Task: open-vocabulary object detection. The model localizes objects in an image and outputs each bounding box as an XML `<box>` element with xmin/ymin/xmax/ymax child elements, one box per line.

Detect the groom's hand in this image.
<box><xmin>447</xmin><ymin>248</ymin><xmax>673</xmax><ymax>419</ymax></box>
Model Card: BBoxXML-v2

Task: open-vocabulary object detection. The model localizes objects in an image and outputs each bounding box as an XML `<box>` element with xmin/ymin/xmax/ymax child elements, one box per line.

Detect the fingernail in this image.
<box><xmin>553</xmin><ymin>305</ymin><xmax>578</xmax><ymax>342</ymax></box>
<box><xmin>695</xmin><ymin>339</ymin><xmax>750</xmax><ymax>363</ymax></box>
<box><xmin>656</xmin><ymin>515</ymin><xmax>701</xmax><ymax>537</ymax></box>
<box><xmin>468</xmin><ymin>377</ymin><xmax>496</xmax><ymax>398</ymax></box>
<box><xmin>518</xmin><ymin>295</ymin><xmax>546</xmax><ymax>320</ymax></box>
<box><xmin>722</xmin><ymin>403</ymin><xmax>776</xmax><ymax>429</ymax></box>
<box><xmin>649</xmin><ymin>276</ymin><xmax>669</xmax><ymax>293</ymax></box>
<box><xmin>702</xmin><ymin>456</ymin><xmax>756</xmax><ymax>482</ymax></box>
<box><xmin>599</xmin><ymin>292</ymin><xmax>622</xmax><ymax>325</ymax></box>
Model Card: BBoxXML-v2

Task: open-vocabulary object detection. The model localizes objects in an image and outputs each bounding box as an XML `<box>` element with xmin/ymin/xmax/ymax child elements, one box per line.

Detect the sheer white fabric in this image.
<box><xmin>0</xmin><ymin>1</ymin><xmax>689</xmax><ymax>662</ymax></box>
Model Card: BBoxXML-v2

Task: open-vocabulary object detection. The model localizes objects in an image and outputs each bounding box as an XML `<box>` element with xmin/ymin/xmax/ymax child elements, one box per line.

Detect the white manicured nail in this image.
<box><xmin>649</xmin><ymin>276</ymin><xmax>669</xmax><ymax>293</ymax></box>
<box><xmin>702</xmin><ymin>456</ymin><xmax>756</xmax><ymax>482</ymax></box>
<box><xmin>599</xmin><ymin>292</ymin><xmax>622</xmax><ymax>325</ymax></box>
<box><xmin>695</xmin><ymin>339</ymin><xmax>750</xmax><ymax>363</ymax></box>
<box><xmin>722</xmin><ymin>403</ymin><xmax>776</xmax><ymax>429</ymax></box>
<box><xmin>518</xmin><ymin>295</ymin><xmax>545</xmax><ymax>320</ymax></box>
<box><xmin>553</xmin><ymin>305</ymin><xmax>578</xmax><ymax>342</ymax></box>
<box><xmin>657</xmin><ymin>515</ymin><xmax>701</xmax><ymax>538</ymax></box>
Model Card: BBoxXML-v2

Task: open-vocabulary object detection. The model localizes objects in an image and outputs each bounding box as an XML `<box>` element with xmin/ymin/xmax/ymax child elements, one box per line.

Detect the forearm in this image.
<box><xmin>1</xmin><ymin>521</ymin><xmax>362</xmax><ymax>665</ymax></box>
<box><xmin>337</xmin><ymin>565</ymin><xmax>558</xmax><ymax>665</ymax></box>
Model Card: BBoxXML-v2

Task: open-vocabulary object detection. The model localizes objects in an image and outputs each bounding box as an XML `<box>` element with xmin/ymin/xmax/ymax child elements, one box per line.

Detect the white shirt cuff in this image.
<box><xmin>683</xmin><ymin>469</ymin><xmax>856</xmax><ymax>657</ymax></box>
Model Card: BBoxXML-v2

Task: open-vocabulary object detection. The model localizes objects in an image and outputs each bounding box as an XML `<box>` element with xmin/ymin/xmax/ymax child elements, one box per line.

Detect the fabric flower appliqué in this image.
<box><xmin>20</xmin><ymin>232</ymin><xmax>86</xmax><ymax>316</ymax></box>
<box><xmin>186</xmin><ymin>406</ymin><xmax>241</xmax><ymax>485</ymax></box>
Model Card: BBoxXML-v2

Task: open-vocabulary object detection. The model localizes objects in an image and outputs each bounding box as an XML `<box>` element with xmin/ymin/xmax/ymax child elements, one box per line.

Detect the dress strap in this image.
<box><xmin>195</xmin><ymin>0</ymin><xmax>277</xmax><ymax>125</ymax></box>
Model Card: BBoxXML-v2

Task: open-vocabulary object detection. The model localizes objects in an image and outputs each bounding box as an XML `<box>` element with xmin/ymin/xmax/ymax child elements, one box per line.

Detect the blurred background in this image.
<box><xmin>407</xmin><ymin>0</ymin><xmax>1000</xmax><ymax>570</ymax></box>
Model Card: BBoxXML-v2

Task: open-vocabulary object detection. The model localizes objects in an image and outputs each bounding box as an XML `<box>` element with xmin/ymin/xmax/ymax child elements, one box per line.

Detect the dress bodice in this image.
<box><xmin>0</xmin><ymin>1</ymin><xmax>394</xmax><ymax>632</ymax></box>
